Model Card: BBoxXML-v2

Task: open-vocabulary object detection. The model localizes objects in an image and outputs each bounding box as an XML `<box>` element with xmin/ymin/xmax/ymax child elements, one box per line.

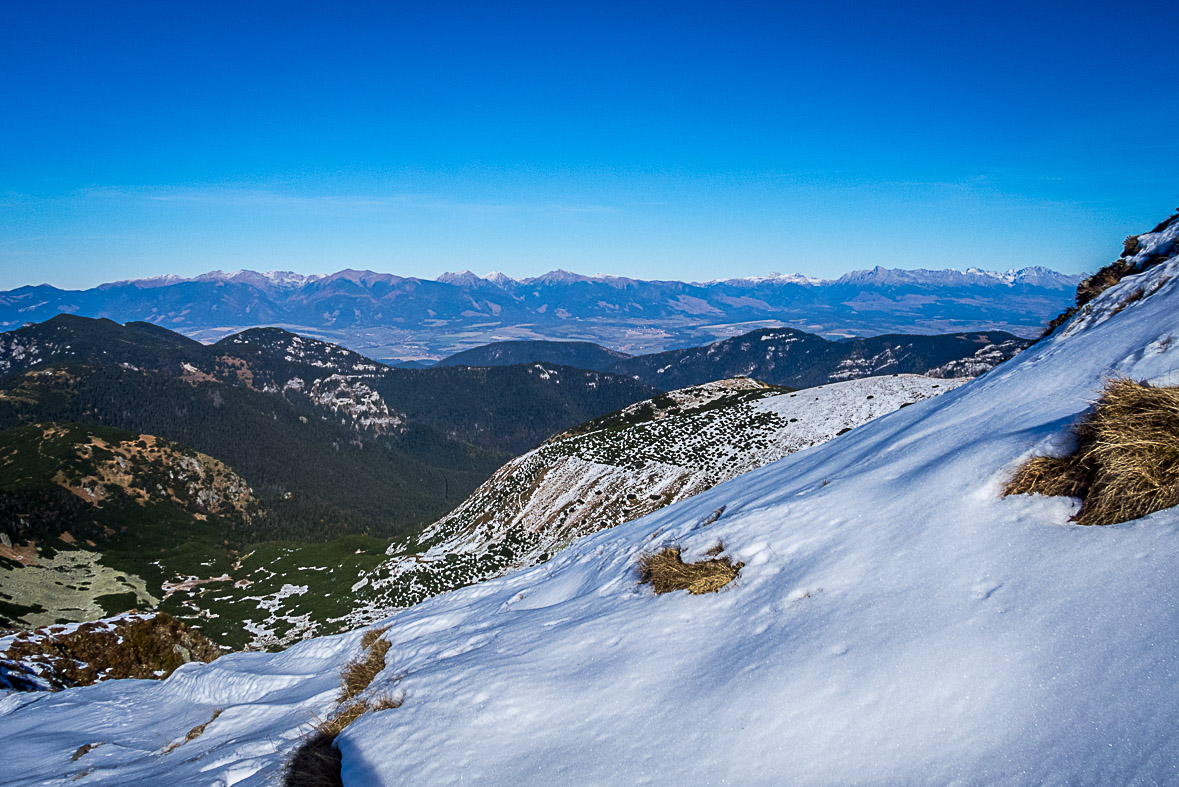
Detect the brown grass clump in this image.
<box><xmin>339</xmin><ymin>632</ymin><xmax>391</xmax><ymax>702</ymax></box>
<box><xmin>359</xmin><ymin>625</ymin><xmax>390</xmax><ymax>650</ymax></box>
<box><xmin>1004</xmin><ymin>379</ymin><xmax>1179</xmax><ymax>525</ymax></box>
<box><xmin>284</xmin><ymin>630</ymin><xmax>401</xmax><ymax>787</ymax></box>
<box><xmin>162</xmin><ymin>707</ymin><xmax>223</xmax><ymax>753</ymax></box>
<box><xmin>639</xmin><ymin>547</ymin><xmax>744</xmax><ymax>594</ymax></box>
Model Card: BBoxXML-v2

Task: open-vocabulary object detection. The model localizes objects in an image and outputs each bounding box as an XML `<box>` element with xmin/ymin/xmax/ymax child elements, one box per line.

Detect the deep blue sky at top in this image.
<box><xmin>2</xmin><ymin>0</ymin><xmax>1177</xmax><ymax>289</ymax></box>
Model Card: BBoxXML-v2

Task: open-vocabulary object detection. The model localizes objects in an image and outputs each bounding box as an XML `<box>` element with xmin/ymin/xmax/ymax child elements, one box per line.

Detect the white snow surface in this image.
<box><xmin>5</xmin><ymin>251</ymin><xmax>1179</xmax><ymax>783</ymax></box>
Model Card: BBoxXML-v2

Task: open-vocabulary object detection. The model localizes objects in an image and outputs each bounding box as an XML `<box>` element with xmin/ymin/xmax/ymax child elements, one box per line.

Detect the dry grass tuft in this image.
<box><xmin>317</xmin><ymin>695</ymin><xmax>403</xmax><ymax>738</ymax></box>
<box><xmin>185</xmin><ymin>708</ymin><xmax>223</xmax><ymax>742</ymax></box>
<box><xmin>639</xmin><ymin>547</ymin><xmax>744</xmax><ymax>594</ymax></box>
<box><xmin>284</xmin><ymin>630</ymin><xmax>402</xmax><ymax>787</ymax></box>
<box><xmin>359</xmin><ymin>625</ymin><xmax>390</xmax><ymax>651</ymax></box>
<box><xmin>1005</xmin><ymin>378</ymin><xmax>1179</xmax><ymax>525</ymax></box>
<box><xmin>71</xmin><ymin>742</ymin><xmax>101</xmax><ymax>762</ymax></box>
<box><xmin>1005</xmin><ymin>456</ymin><xmax>1088</xmax><ymax>499</ymax></box>
<box><xmin>339</xmin><ymin>637</ymin><xmax>391</xmax><ymax>703</ymax></box>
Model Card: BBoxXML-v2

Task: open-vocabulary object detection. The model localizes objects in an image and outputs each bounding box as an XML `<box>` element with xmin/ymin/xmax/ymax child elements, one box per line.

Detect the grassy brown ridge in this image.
<box><xmin>1006</xmin><ymin>379</ymin><xmax>1179</xmax><ymax>525</ymax></box>
<box><xmin>1042</xmin><ymin>211</ymin><xmax>1178</xmax><ymax>338</ymax></box>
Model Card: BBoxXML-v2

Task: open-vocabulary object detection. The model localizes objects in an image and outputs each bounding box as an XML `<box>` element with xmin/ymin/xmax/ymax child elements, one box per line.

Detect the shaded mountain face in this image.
<box><xmin>614</xmin><ymin>328</ymin><xmax>1030</xmax><ymax>389</ymax></box>
<box><xmin>434</xmin><ymin>339</ymin><xmax>632</xmax><ymax>372</ymax></box>
<box><xmin>437</xmin><ymin>328</ymin><xmax>1031</xmax><ymax>389</ymax></box>
<box><xmin>0</xmin><ymin>265</ymin><xmax>1080</xmax><ymax>360</ymax></box>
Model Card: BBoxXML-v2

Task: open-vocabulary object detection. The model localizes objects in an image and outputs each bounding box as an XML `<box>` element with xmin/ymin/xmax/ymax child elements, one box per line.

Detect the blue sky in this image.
<box><xmin>2</xmin><ymin>0</ymin><xmax>1177</xmax><ymax>290</ymax></box>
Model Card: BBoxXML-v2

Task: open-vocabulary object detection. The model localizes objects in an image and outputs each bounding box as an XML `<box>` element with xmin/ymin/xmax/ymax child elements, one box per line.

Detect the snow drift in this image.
<box><xmin>3</xmin><ymin>218</ymin><xmax>1179</xmax><ymax>785</ymax></box>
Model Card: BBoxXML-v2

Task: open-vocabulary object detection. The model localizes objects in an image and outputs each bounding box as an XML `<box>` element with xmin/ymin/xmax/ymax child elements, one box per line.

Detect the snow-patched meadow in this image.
<box><xmin>3</xmin><ymin>227</ymin><xmax>1179</xmax><ymax>784</ymax></box>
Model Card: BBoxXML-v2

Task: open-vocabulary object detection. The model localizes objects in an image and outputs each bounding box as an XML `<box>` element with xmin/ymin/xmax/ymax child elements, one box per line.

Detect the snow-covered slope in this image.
<box><xmin>3</xmin><ymin>221</ymin><xmax>1179</xmax><ymax>784</ymax></box>
<box><xmin>346</xmin><ymin>375</ymin><xmax>963</xmax><ymax>626</ymax></box>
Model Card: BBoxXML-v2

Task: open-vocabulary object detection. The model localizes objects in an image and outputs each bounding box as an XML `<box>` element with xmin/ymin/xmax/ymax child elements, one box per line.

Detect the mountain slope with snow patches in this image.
<box><xmin>344</xmin><ymin>374</ymin><xmax>963</xmax><ymax>627</ymax></box>
<box><xmin>2</xmin><ymin>220</ymin><xmax>1178</xmax><ymax>784</ymax></box>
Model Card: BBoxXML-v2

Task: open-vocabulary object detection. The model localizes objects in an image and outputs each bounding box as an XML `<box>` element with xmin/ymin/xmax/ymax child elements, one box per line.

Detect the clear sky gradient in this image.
<box><xmin>2</xmin><ymin>0</ymin><xmax>1177</xmax><ymax>290</ymax></box>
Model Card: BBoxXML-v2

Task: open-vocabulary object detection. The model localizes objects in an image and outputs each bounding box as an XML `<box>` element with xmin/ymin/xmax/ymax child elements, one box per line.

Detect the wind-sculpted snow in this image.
<box><xmin>2</xmin><ymin>230</ymin><xmax>1178</xmax><ymax>784</ymax></box>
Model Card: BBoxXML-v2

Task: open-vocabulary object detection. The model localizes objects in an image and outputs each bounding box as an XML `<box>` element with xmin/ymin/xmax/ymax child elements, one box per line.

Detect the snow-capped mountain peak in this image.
<box><xmin>436</xmin><ymin>270</ymin><xmax>485</xmax><ymax>286</ymax></box>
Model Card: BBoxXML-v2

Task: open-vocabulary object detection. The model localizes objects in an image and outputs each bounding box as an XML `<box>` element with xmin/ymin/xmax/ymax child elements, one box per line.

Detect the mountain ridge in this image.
<box><xmin>0</xmin><ymin>264</ymin><xmax>1082</xmax><ymax>360</ymax></box>
<box><xmin>436</xmin><ymin>328</ymin><xmax>1030</xmax><ymax>388</ymax></box>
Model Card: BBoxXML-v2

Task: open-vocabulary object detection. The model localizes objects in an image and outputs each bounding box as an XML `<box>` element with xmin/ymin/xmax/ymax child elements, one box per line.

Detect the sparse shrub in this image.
<box><xmin>283</xmin><ymin>698</ymin><xmax>406</xmax><ymax>786</ymax></box>
<box><xmin>638</xmin><ymin>547</ymin><xmax>743</xmax><ymax>594</ymax></box>
<box><xmin>284</xmin><ymin>730</ymin><xmax>343</xmax><ymax>787</ymax></box>
<box><xmin>1004</xmin><ymin>379</ymin><xmax>1179</xmax><ymax>525</ymax></box>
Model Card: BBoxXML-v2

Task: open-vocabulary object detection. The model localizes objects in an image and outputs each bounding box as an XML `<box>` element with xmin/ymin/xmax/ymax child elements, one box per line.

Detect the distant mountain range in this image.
<box><xmin>0</xmin><ymin>265</ymin><xmax>1081</xmax><ymax>361</ymax></box>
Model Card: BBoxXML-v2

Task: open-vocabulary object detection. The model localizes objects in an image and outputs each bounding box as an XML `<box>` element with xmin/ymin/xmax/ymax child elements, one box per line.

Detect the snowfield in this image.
<box><xmin>3</xmin><ymin>224</ymin><xmax>1179</xmax><ymax>784</ymax></box>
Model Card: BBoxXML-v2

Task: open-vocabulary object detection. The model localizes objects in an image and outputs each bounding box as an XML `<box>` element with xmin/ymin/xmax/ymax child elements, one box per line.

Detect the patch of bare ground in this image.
<box><xmin>1005</xmin><ymin>378</ymin><xmax>1179</xmax><ymax>525</ymax></box>
<box><xmin>0</xmin><ymin>612</ymin><xmax>220</xmax><ymax>691</ymax></box>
